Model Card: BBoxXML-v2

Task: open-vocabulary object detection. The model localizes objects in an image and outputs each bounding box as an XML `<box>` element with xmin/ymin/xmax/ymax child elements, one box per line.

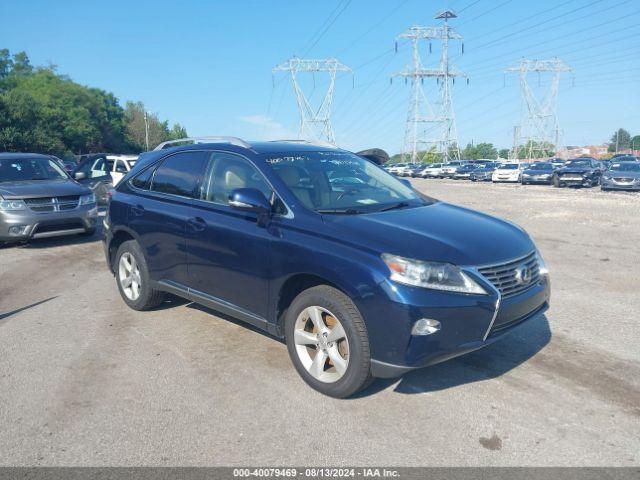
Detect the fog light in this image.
<box><xmin>8</xmin><ymin>225</ymin><xmax>27</xmax><ymax>236</ymax></box>
<box><xmin>412</xmin><ymin>318</ymin><xmax>441</xmax><ymax>335</ymax></box>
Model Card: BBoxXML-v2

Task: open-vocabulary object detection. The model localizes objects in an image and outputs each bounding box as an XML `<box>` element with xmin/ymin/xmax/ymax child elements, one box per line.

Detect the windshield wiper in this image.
<box><xmin>376</xmin><ymin>201</ymin><xmax>410</xmax><ymax>212</ymax></box>
<box><xmin>317</xmin><ymin>208</ymin><xmax>363</xmax><ymax>214</ymax></box>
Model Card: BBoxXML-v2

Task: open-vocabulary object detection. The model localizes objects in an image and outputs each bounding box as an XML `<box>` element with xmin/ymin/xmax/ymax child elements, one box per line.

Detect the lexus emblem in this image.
<box><xmin>514</xmin><ymin>264</ymin><xmax>532</xmax><ymax>285</ymax></box>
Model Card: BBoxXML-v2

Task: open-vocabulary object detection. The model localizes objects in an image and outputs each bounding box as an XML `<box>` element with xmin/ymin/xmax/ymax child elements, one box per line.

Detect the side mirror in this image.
<box><xmin>229</xmin><ymin>188</ymin><xmax>271</xmax><ymax>215</ymax></box>
<box><xmin>74</xmin><ymin>172</ymin><xmax>86</xmax><ymax>180</ymax></box>
<box><xmin>399</xmin><ymin>178</ymin><xmax>412</xmax><ymax>188</ymax></box>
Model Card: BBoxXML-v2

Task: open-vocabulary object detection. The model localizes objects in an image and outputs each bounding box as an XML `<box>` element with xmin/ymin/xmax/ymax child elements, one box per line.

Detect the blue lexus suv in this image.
<box><xmin>103</xmin><ymin>137</ymin><xmax>550</xmax><ymax>398</ymax></box>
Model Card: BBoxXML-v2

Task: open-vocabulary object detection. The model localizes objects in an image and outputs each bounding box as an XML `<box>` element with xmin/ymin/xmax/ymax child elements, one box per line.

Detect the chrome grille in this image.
<box><xmin>478</xmin><ymin>251</ymin><xmax>540</xmax><ymax>299</ymax></box>
<box><xmin>24</xmin><ymin>196</ymin><xmax>79</xmax><ymax>212</ymax></box>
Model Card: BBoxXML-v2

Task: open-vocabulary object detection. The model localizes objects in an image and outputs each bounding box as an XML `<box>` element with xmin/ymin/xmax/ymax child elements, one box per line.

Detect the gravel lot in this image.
<box><xmin>1</xmin><ymin>180</ymin><xmax>638</xmax><ymax>466</ymax></box>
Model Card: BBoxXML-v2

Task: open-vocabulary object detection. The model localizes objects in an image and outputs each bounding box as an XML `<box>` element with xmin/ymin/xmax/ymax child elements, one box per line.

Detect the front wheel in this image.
<box><xmin>285</xmin><ymin>285</ymin><xmax>372</xmax><ymax>398</ymax></box>
<box><xmin>552</xmin><ymin>175</ymin><xmax>561</xmax><ymax>188</ymax></box>
<box><xmin>115</xmin><ymin>240</ymin><xmax>165</xmax><ymax>310</ymax></box>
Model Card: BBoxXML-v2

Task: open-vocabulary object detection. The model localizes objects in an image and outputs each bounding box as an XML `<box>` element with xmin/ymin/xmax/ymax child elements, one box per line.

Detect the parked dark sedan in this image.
<box><xmin>552</xmin><ymin>157</ymin><xmax>603</xmax><ymax>188</ymax></box>
<box><xmin>601</xmin><ymin>161</ymin><xmax>640</xmax><ymax>191</ymax></box>
<box><xmin>469</xmin><ymin>162</ymin><xmax>499</xmax><ymax>182</ymax></box>
<box><xmin>520</xmin><ymin>162</ymin><xmax>554</xmax><ymax>185</ymax></box>
<box><xmin>452</xmin><ymin>163</ymin><xmax>480</xmax><ymax>180</ymax></box>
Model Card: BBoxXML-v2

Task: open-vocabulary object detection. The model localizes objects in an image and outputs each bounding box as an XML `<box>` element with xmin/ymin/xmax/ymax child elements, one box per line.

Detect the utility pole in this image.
<box><xmin>143</xmin><ymin>110</ymin><xmax>150</xmax><ymax>151</ymax></box>
<box><xmin>392</xmin><ymin>10</ymin><xmax>466</xmax><ymax>163</ymax></box>
<box><xmin>506</xmin><ymin>58</ymin><xmax>572</xmax><ymax>160</ymax></box>
<box><xmin>273</xmin><ymin>57</ymin><xmax>352</xmax><ymax>144</ymax></box>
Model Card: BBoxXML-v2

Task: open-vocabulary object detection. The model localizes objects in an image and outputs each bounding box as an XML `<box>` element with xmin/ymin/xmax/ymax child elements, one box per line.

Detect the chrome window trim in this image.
<box><xmin>481</xmin><ymin>279</ymin><xmax>502</xmax><ymax>341</ymax></box>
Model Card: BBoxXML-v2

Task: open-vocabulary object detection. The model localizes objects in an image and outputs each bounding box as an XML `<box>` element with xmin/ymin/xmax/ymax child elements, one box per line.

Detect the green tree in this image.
<box><xmin>0</xmin><ymin>48</ymin><xmax>187</xmax><ymax>156</ymax></box>
<box><xmin>498</xmin><ymin>148</ymin><xmax>510</xmax><ymax>159</ymax></box>
<box><xmin>608</xmin><ymin>128</ymin><xmax>631</xmax><ymax>152</ymax></box>
<box><xmin>124</xmin><ymin>101</ymin><xmax>188</xmax><ymax>151</ymax></box>
<box><xmin>0</xmin><ymin>68</ymin><xmax>129</xmax><ymax>155</ymax></box>
<box><xmin>462</xmin><ymin>142</ymin><xmax>497</xmax><ymax>160</ymax></box>
<box><xmin>630</xmin><ymin>135</ymin><xmax>640</xmax><ymax>152</ymax></box>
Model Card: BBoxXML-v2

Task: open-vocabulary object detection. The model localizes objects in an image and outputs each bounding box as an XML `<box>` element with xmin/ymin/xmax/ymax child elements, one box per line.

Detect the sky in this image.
<box><xmin>1</xmin><ymin>0</ymin><xmax>639</xmax><ymax>154</ymax></box>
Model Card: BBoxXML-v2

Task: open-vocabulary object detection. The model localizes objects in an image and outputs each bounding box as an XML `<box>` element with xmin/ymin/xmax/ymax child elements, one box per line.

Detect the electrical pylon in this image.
<box><xmin>506</xmin><ymin>58</ymin><xmax>572</xmax><ymax>160</ymax></box>
<box><xmin>273</xmin><ymin>57</ymin><xmax>352</xmax><ymax>145</ymax></box>
<box><xmin>392</xmin><ymin>10</ymin><xmax>466</xmax><ymax>163</ymax></box>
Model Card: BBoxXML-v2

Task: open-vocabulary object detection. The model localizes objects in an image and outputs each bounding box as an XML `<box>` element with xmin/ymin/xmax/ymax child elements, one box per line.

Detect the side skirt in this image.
<box><xmin>153</xmin><ymin>280</ymin><xmax>280</xmax><ymax>337</ymax></box>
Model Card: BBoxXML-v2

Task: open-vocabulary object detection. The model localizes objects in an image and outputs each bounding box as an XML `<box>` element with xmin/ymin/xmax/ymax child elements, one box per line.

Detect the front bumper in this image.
<box><xmin>557</xmin><ymin>175</ymin><xmax>595</xmax><ymax>187</ymax></box>
<box><xmin>471</xmin><ymin>173</ymin><xmax>492</xmax><ymax>181</ymax></box>
<box><xmin>601</xmin><ymin>179</ymin><xmax>640</xmax><ymax>190</ymax></box>
<box><xmin>521</xmin><ymin>175</ymin><xmax>552</xmax><ymax>184</ymax></box>
<box><xmin>361</xmin><ymin>271</ymin><xmax>551</xmax><ymax>378</ymax></box>
<box><xmin>0</xmin><ymin>204</ymin><xmax>98</xmax><ymax>242</ymax></box>
<box><xmin>493</xmin><ymin>175</ymin><xmax>520</xmax><ymax>182</ymax></box>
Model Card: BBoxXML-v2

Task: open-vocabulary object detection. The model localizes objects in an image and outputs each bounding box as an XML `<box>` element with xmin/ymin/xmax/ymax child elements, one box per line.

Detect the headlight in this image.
<box><xmin>381</xmin><ymin>253</ymin><xmax>487</xmax><ymax>294</ymax></box>
<box><xmin>79</xmin><ymin>193</ymin><xmax>96</xmax><ymax>205</ymax></box>
<box><xmin>0</xmin><ymin>199</ymin><xmax>27</xmax><ymax>211</ymax></box>
<box><xmin>536</xmin><ymin>248</ymin><xmax>549</xmax><ymax>276</ymax></box>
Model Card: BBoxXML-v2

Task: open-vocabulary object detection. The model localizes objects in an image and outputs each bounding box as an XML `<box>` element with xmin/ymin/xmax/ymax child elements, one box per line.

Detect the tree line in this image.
<box><xmin>0</xmin><ymin>49</ymin><xmax>187</xmax><ymax>159</ymax></box>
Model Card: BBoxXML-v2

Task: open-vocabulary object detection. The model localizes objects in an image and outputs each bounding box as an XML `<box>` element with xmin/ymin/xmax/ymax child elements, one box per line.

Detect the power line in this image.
<box><xmin>303</xmin><ymin>0</ymin><xmax>352</xmax><ymax>56</ymax></box>
<box><xmin>337</xmin><ymin>0</ymin><xmax>410</xmax><ymax>56</ymax></box>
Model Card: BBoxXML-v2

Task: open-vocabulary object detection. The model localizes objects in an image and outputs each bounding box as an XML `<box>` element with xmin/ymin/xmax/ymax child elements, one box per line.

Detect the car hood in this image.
<box><xmin>494</xmin><ymin>169</ymin><xmax>519</xmax><ymax>174</ymax></box>
<box><xmin>523</xmin><ymin>169</ymin><xmax>552</xmax><ymax>174</ymax></box>
<box><xmin>0</xmin><ymin>179</ymin><xmax>90</xmax><ymax>199</ymax></box>
<box><xmin>322</xmin><ymin>202</ymin><xmax>534</xmax><ymax>266</ymax></box>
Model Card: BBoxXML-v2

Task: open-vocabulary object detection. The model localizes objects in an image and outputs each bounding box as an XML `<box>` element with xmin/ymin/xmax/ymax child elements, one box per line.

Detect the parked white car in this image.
<box><xmin>492</xmin><ymin>163</ymin><xmax>522</xmax><ymax>183</ymax></box>
<box><xmin>387</xmin><ymin>163</ymin><xmax>407</xmax><ymax>175</ymax></box>
<box><xmin>420</xmin><ymin>163</ymin><xmax>443</xmax><ymax>178</ymax></box>
<box><xmin>440</xmin><ymin>161</ymin><xmax>464</xmax><ymax>178</ymax></box>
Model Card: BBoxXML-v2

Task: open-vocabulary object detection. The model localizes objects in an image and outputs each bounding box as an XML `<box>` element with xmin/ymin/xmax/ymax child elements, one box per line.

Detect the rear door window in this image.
<box><xmin>151</xmin><ymin>151</ymin><xmax>208</xmax><ymax>198</ymax></box>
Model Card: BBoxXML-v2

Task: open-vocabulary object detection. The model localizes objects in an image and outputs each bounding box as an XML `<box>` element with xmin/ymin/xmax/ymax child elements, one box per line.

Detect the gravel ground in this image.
<box><xmin>0</xmin><ymin>180</ymin><xmax>638</xmax><ymax>466</ymax></box>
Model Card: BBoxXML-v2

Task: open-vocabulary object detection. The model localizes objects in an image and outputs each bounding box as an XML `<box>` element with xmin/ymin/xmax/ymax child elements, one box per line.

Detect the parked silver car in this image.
<box><xmin>0</xmin><ymin>153</ymin><xmax>98</xmax><ymax>244</ymax></box>
<box><xmin>601</xmin><ymin>161</ymin><xmax>640</xmax><ymax>191</ymax></box>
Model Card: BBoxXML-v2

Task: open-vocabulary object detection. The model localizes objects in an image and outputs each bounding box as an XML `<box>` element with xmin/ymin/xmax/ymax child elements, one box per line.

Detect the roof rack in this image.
<box><xmin>153</xmin><ymin>136</ymin><xmax>252</xmax><ymax>151</ymax></box>
<box><xmin>269</xmin><ymin>139</ymin><xmax>337</xmax><ymax>148</ymax></box>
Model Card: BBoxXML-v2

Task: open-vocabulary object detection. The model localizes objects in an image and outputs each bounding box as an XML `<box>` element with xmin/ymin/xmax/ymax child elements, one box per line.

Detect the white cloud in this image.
<box><xmin>239</xmin><ymin>114</ymin><xmax>297</xmax><ymax>140</ymax></box>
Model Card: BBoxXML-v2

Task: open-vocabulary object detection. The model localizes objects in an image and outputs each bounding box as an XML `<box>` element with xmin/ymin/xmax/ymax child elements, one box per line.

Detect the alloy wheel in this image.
<box><xmin>118</xmin><ymin>252</ymin><xmax>141</xmax><ymax>301</ymax></box>
<box><xmin>293</xmin><ymin>306</ymin><xmax>350</xmax><ymax>383</ymax></box>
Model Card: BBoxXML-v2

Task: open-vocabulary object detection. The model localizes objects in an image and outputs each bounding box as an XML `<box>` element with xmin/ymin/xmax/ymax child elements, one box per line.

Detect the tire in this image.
<box><xmin>114</xmin><ymin>240</ymin><xmax>165</xmax><ymax>311</ymax></box>
<box><xmin>601</xmin><ymin>186</ymin><xmax>608</xmax><ymax>191</ymax></box>
<box><xmin>284</xmin><ymin>285</ymin><xmax>372</xmax><ymax>398</ymax></box>
<box><xmin>552</xmin><ymin>175</ymin><xmax>561</xmax><ymax>188</ymax></box>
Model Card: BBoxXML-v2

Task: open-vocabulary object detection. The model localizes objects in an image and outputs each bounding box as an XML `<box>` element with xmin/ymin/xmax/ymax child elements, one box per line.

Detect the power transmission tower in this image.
<box><xmin>273</xmin><ymin>57</ymin><xmax>352</xmax><ymax>144</ymax></box>
<box><xmin>392</xmin><ymin>10</ymin><xmax>466</xmax><ymax>163</ymax></box>
<box><xmin>506</xmin><ymin>58</ymin><xmax>572</xmax><ymax>160</ymax></box>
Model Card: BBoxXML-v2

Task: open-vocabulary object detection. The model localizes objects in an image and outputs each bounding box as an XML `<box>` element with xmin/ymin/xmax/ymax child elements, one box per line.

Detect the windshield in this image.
<box><xmin>609</xmin><ymin>163</ymin><xmax>640</xmax><ymax>172</ymax></box>
<box><xmin>499</xmin><ymin>164</ymin><xmax>519</xmax><ymax>170</ymax></box>
<box><xmin>528</xmin><ymin>163</ymin><xmax>553</xmax><ymax>170</ymax></box>
<box><xmin>266</xmin><ymin>151</ymin><xmax>425</xmax><ymax>213</ymax></box>
<box><xmin>0</xmin><ymin>157</ymin><xmax>68</xmax><ymax>182</ymax></box>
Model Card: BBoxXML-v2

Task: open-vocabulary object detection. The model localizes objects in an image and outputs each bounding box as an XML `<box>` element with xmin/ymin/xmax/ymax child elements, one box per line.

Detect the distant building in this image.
<box><xmin>562</xmin><ymin>144</ymin><xmax>608</xmax><ymax>159</ymax></box>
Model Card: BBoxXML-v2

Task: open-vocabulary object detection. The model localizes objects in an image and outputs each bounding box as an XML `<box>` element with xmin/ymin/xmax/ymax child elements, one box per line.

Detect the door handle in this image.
<box><xmin>131</xmin><ymin>204</ymin><xmax>145</xmax><ymax>216</ymax></box>
<box><xmin>187</xmin><ymin>217</ymin><xmax>207</xmax><ymax>232</ymax></box>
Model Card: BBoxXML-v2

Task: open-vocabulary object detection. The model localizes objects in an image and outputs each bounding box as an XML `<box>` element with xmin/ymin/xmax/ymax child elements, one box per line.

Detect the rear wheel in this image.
<box><xmin>115</xmin><ymin>240</ymin><xmax>165</xmax><ymax>310</ymax></box>
<box><xmin>285</xmin><ymin>285</ymin><xmax>372</xmax><ymax>398</ymax></box>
